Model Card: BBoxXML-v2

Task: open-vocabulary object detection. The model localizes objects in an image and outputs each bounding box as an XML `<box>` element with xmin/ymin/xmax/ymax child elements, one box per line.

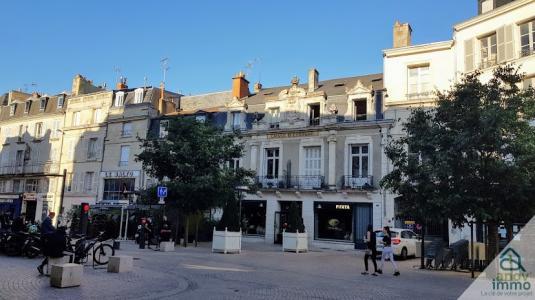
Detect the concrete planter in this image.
<box><xmin>212</xmin><ymin>227</ymin><xmax>242</xmax><ymax>254</ymax></box>
<box><xmin>282</xmin><ymin>230</ymin><xmax>308</xmax><ymax>253</ymax></box>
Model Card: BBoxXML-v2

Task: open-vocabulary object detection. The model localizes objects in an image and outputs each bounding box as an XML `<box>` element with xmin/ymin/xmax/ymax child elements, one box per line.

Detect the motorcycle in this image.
<box><xmin>4</xmin><ymin>232</ymin><xmax>42</xmax><ymax>258</ymax></box>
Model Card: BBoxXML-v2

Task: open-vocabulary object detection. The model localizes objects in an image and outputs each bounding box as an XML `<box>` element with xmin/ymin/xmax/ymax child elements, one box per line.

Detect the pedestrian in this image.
<box><xmin>377</xmin><ymin>226</ymin><xmax>400</xmax><ymax>276</ymax></box>
<box><xmin>361</xmin><ymin>224</ymin><xmax>378</xmax><ymax>276</ymax></box>
<box><xmin>37</xmin><ymin>211</ymin><xmax>56</xmax><ymax>275</ymax></box>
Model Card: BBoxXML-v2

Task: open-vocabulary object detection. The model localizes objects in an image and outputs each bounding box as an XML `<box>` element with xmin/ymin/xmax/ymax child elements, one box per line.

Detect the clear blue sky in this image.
<box><xmin>0</xmin><ymin>0</ymin><xmax>475</xmax><ymax>95</ymax></box>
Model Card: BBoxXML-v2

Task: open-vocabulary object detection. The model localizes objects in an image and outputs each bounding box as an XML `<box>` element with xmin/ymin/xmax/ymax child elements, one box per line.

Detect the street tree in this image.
<box><xmin>381</xmin><ymin>65</ymin><xmax>535</xmax><ymax>260</ymax></box>
<box><xmin>136</xmin><ymin>117</ymin><xmax>254</xmax><ymax>245</ymax></box>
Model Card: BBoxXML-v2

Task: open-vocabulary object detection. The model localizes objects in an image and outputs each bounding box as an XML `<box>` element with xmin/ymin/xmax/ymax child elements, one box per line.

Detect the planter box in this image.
<box><xmin>282</xmin><ymin>230</ymin><xmax>308</xmax><ymax>253</ymax></box>
<box><xmin>212</xmin><ymin>227</ymin><xmax>242</xmax><ymax>254</ymax></box>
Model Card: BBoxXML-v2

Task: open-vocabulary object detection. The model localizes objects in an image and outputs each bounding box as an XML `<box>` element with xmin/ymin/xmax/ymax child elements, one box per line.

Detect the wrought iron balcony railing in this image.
<box><xmin>256</xmin><ymin>175</ymin><xmax>325</xmax><ymax>190</ymax></box>
<box><xmin>342</xmin><ymin>175</ymin><xmax>374</xmax><ymax>190</ymax></box>
<box><xmin>0</xmin><ymin>162</ymin><xmax>61</xmax><ymax>176</ymax></box>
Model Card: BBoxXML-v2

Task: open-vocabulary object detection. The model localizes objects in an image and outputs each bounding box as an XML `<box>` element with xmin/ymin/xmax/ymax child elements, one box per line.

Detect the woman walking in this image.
<box><xmin>377</xmin><ymin>226</ymin><xmax>400</xmax><ymax>276</ymax></box>
<box><xmin>361</xmin><ymin>224</ymin><xmax>378</xmax><ymax>276</ymax></box>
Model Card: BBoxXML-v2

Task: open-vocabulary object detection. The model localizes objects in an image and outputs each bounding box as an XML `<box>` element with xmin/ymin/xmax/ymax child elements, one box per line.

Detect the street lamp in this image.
<box><xmin>235</xmin><ymin>185</ymin><xmax>249</xmax><ymax>232</ymax></box>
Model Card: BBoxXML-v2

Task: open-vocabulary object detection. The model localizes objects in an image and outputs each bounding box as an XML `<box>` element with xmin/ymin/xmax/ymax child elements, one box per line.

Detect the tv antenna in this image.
<box><xmin>160</xmin><ymin>58</ymin><xmax>170</xmax><ymax>84</ymax></box>
<box><xmin>244</xmin><ymin>58</ymin><xmax>262</xmax><ymax>82</ymax></box>
<box><xmin>23</xmin><ymin>82</ymin><xmax>38</xmax><ymax>93</ymax></box>
<box><xmin>113</xmin><ymin>66</ymin><xmax>122</xmax><ymax>82</ymax></box>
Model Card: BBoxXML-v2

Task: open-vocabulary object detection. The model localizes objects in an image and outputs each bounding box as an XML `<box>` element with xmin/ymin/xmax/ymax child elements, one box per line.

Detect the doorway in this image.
<box><xmin>353</xmin><ymin>203</ymin><xmax>372</xmax><ymax>249</ymax></box>
<box><xmin>274</xmin><ymin>201</ymin><xmax>302</xmax><ymax>244</ymax></box>
<box><xmin>25</xmin><ymin>201</ymin><xmax>37</xmax><ymax>222</ymax></box>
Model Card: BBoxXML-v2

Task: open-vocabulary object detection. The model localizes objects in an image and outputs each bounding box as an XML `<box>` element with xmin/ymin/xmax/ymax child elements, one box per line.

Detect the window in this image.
<box><xmin>0</xmin><ymin>180</ymin><xmax>6</xmax><ymax>193</ymax></box>
<box><xmin>13</xmin><ymin>179</ymin><xmax>22</xmax><ymax>193</ymax></box>
<box><xmin>265</xmin><ymin>148</ymin><xmax>279</xmax><ymax>179</ymax></box>
<box><xmin>159</xmin><ymin>120</ymin><xmax>169</xmax><ymax>138</ymax></box>
<box><xmin>9</xmin><ymin>104</ymin><xmax>16</xmax><ymax>116</ymax></box>
<box><xmin>93</xmin><ymin>108</ymin><xmax>102</xmax><ymax>123</ymax></box>
<box><xmin>119</xmin><ymin>145</ymin><xmax>130</xmax><ymax>166</ymax></box>
<box><xmin>228</xmin><ymin>158</ymin><xmax>240</xmax><ymax>171</ymax></box>
<box><xmin>232</xmin><ymin>112</ymin><xmax>241</xmax><ymax>129</ymax></box>
<box><xmin>39</xmin><ymin>98</ymin><xmax>47</xmax><ymax>111</ymax></box>
<box><xmin>25</xmin><ymin>179</ymin><xmax>39</xmax><ymax>193</ymax></box>
<box><xmin>481</xmin><ymin>0</ymin><xmax>493</xmax><ymax>13</ymax></box>
<box><xmin>72</xmin><ymin>111</ymin><xmax>81</xmax><ymax>126</ymax></box>
<box><xmin>134</xmin><ymin>88</ymin><xmax>144</xmax><ymax>104</ymax></box>
<box><xmin>354</xmin><ymin>99</ymin><xmax>367</xmax><ymax>121</ymax></box>
<box><xmin>480</xmin><ymin>33</ymin><xmax>497</xmax><ymax>68</ymax></box>
<box><xmin>57</xmin><ymin>94</ymin><xmax>65</xmax><ymax>108</ymax></box>
<box><xmin>309</xmin><ymin>104</ymin><xmax>320</xmax><ymax>126</ymax></box>
<box><xmin>350</xmin><ymin>145</ymin><xmax>369</xmax><ymax>178</ymax></box>
<box><xmin>122</xmin><ymin>122</ymin><xmax>133</xmax><ymax>136</ymax></box>
<box><xmin>35</xmin><ymin>122</ymin><xmax>43</xmax><ymax>139</ymax></box>
<box><xmin>314</xmin><ymin>202</ymin><xmax>353</xmax><ymax>241</ymax></box>
<box><xmin>87</xmin><ymin>138</ymin><xmax>97</xmax><ymax>160</ymax></box>
<box><xmin>24</xmin><ymin>101</ymin><xmax>31</xmax><ymax>113</ymax></box>
<box><xmin>304</xmin><ymin>147</ymin><xmax>321</xmax><ymax>176</ymax></box>
<box><xmin>66</xmin><ymin>173</ymin><xmax>73</xmax><ymax>192</ymax></box>
<box><xmin>407</xmin><ymin>65</ymin><xmax>431</xmax><ymax>98</ymax></box>
<box><xmin>83</xmin><ymin>172</ymin><xmax>94</xmax><ymax>193</ymax></box>
<box><xmin>520</xmin><ymin>20</ymin><xmax>535</xmax><ymax>57</ymax></box>
<box><xmin>268</xmin><ymin>107</ymin><xmax>280</xmax><ymax>128</ymax></box>
<box><xmin>52</xmin><ymin>120</ymin><xmax>61</xmax><ymax>138</ymax></box>
<box><xmin>114</xmin><ymin>92</ymin><xmax>125</xmax><ymax>107</ymax></box>
<box><xmin>195</xmin><ymin>115</ymin><xmax>206</xmax><ymax>123</ymax></box>
<box><xmin>16</xmin><ymin>150</ymin><xmax>24</xmax><ymax>166</ymax></box>
<box><xmin>103</xmin><ymin>178</ymin><xmax>135</xmax><ymax>201</ymax></box>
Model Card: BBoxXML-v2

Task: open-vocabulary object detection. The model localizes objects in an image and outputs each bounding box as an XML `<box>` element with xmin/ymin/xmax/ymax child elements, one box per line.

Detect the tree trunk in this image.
<box><xmin>506</xmin><ymin>223</ymin><xmax>514</xmax><ymax>242</ymax></box>
<box><xmin>184</xmin><ymin>216</ymin><xmax>189</xmax><ymax>248</ymax></box>
<box><xmin>420</xmin><ymin>223</ymin><xmax>425</xmax><ymax>269</ymax></box>
<box><xmin>195</xmin><ymin>218</ymin><xmax>199</xmax><ymax>247</ymax></box>
<box><xmin>175</xmin><ymin>212</ymin><xmax>180</xmax><ymax>244</ymax></box>
<box><xmin>487</xmin><ymin>221</ymin><xmax>499</xmax><ymax>261</ymax></box>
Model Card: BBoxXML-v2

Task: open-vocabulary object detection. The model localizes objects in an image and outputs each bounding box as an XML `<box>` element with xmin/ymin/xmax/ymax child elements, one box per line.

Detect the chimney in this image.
<box><xmin>158</xmin><ymin>81</ymin><xmax>165</xmax><ymax>114</ymax></box>
<box><xmin>232</xmin><ymin>71</ymin><xmax>250</xmax><ymax>99</ymax></box>
<box><xmin>308</xmin><ymin>68</ymin><xmax>319</xmax><ymax>92</ymax></box>
<box><xmin>116</xmin><ymin>77</ymin><xmax>128</xmax><ymax>90</ymax></box>
<box><xmin>253</xmin><ymin>82</ymin><xmax>262</xmax><ymax>93</ymax></box>
<box><xmin>393</xmin><ymin>21</ymin><xmax>412</xmax><ymax>48</ymax></box>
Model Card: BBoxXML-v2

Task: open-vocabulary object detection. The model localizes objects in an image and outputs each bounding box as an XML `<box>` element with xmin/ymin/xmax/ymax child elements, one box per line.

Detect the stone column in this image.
<box><xmin>265</xmin><ymin>199</ymin><xmax>278</xmax><ymax>243</ymax></box>
<box><xmin>327</xmin><ymin>134</ymin><xmax>337</xmax><ymax>189</ymax></box>
<box><xmin>302</xmin><ymin>200</ymin><xmax>315</xmax><ymax>240</ymax></box>
<box><xmin>250</xmin><ymin>143</ymin><xmax>259</xmax><ymax>172</ymax></box>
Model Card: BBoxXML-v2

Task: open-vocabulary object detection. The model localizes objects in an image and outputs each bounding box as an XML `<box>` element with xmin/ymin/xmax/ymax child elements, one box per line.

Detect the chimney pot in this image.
<box><xmin>254</xmin><ymin>82</ymin><xmax>263</xmax><ymax>93</ymax></box>
<box><xmin>308</xmin><ymin>68</ymin><xmax>319</xmax><ymax>92</ymax></box>
<box><xmin>232</xmin><ymin>72</ymin><xmax>250</xmax><ymax>99</ymax></box>
<box><xmin>393</xmin><ymin>21</ymin><xmax>412</xmax><ymax>48</ymax></box>
<box><xmin>116</xmin><ymin>77</ymin><xmax>128</xmax><ymax>90</ymax></box>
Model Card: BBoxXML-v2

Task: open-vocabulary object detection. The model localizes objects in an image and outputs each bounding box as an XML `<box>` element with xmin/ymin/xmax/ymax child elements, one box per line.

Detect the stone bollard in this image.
<box><xmin>50</xmin><ymin>263</ymin><xmax>83</xmax><ymax>288</ymax></box>
<box><xmin>45</xmin><ymin>256</ymin><xmax>70</xmax><ymax>276</ymax></box>
<box><xmin>160</xmin><ymin>241</ymin><xmax>175</xmax><ymax>252</ymax></box>
<box><xmin>107</xmin><ymin>256</ymin><xmax>133</xmax><ymax>273</ymax></box>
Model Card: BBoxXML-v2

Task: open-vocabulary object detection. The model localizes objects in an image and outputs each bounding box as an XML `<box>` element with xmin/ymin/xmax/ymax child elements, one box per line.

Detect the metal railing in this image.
<box><xmin>309</xmin><ymin>118</ymin><xmax>320</xmax><ymax>126</ymax></box>
<box><xmin>479</xmin><ymin>57</ymin><xmax>497</xmax><ymax>69</ymax></box>
<box><xmin>406</xmin><ymin>91</ymin><xmax>433</xmax><ymax>100</ymax></box>
<box><xmin>520</xmin><ymin>49</ymin><xmax>535</xmax><ymax>58</ymax></box>
<box><xmin>256</xmin><ymin>175</ymin><xmax>324</xmax><ymax>190</ymax></box>
<box><xmin>0</xmin><ymin>162</ymin><xmax>61</xmax><ymax>175</ymax></box>
<box><xmin>342</xmin><ymin>175</ymin><xmax>374</xmax><ymax>189</ymax></box>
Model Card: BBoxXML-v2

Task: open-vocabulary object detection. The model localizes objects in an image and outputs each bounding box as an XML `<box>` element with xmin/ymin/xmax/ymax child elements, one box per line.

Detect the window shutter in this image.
<box><xmin>464</xmin><ymin>39</ymin><xmax>475</xmax><ymax>72</ymax></box>
<box><xmin>504</xmin><ymin>24</ymin><xmax>514</xmax><ymax>61</ymax></box>
<box><xmin>95</xmin><ymin>139</ymin><xmax>102</xmax><ymax>160</ymax></box>
<box><xmin>497</xmin><ymin>26</ymin><xmax>505</xmax><ymax>63</ymax></box>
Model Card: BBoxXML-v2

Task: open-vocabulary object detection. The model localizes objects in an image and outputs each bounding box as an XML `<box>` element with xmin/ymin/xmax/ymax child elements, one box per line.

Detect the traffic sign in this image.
<box><xmin>157</xmin><ymin>186</ymin><xmax>168</xmax><ymax>198</ymax></box>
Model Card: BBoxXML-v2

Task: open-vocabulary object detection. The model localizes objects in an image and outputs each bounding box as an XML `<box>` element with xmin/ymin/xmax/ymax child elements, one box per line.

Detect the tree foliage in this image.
<box><xmin>381</xmin><ymin>65</ymin><xmax>535</xmax><ymax>233</ymax></box>
<box><xmin>136</xmin><ymin>118</ymin><xmax>254</xmax><ymax>216</ymax></box>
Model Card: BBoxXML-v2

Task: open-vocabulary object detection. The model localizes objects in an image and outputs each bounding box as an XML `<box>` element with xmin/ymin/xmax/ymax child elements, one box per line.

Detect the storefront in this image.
<box><xmin>241</xmin><ymin>200</ymin><xmax>266</xmax><ymax>236</ymax></box>
<box><xmin>100</xmin><ymin>170</ymin><xmax>139</xmax><ymax>203</ymax></box>
<box><xmin>0</xmin><ymin>195</ymin><xmax>22</xmax><ymax>219</ymax></box>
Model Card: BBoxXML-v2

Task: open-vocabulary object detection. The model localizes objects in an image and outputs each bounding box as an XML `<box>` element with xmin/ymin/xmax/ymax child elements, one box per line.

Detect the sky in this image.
<box><xmin>0</xmin><ymin>0</ymin><xmax>476</xmax><ymax>96</ymax></box>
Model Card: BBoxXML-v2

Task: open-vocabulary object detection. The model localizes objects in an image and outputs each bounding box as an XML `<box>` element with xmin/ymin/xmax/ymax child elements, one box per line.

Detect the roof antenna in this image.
<box><xmin>114</xmin><ymin>66</ymin><xmax>122</xmax><ymax>83</ymax></box>
<box><xmin>143</xmin><ymin>76</ymin><xmax>148</xmax><ymax>89</ymax></box>
<box><xmin>160</xmin><ymin>58</ymin><xmax>170</xmax><ymax>84</ymax></box>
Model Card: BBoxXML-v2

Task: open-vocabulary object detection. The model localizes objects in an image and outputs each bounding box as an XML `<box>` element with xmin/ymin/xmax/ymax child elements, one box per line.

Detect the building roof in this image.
<box><xmin>180</xmin><ymin>91</ymin><xmax>232</xmax><ymax>112</ymax></box>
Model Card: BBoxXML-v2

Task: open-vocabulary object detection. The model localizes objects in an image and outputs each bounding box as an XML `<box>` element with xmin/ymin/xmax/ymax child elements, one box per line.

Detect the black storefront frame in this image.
<box><xmin>314</xmin><ymin>202</ymin><xmax>354</xmax><ymax>243</ymax></box>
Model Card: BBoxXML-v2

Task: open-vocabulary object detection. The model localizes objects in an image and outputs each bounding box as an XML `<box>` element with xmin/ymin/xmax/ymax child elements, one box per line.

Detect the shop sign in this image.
<box><xmin>404</xmin><ymin>220</ymin><xmax>416</xmax><ymax>225</ymax></box>
<box><xmin>335</xmin><ymin>204</ymin><xmax>350</xmax><ymax>210</ymax></box>
<box><xmin>101</xmin><ymin>170</ymin><xmax>140</xmax><ymax>178</ymax></box>
<box><xmin>23</xmin><ymin>193</ymin><xmax>37</xmax><ymax>201</ymax></box>
<box><xmin>267</xmin><ymin>131</ymin><xmax>319</xmax><ymax>139</ymax></box>
<box><xmin>0</xmin><ymin>199</ymin><xmax>14</xmax><ymax>203</ymax></box>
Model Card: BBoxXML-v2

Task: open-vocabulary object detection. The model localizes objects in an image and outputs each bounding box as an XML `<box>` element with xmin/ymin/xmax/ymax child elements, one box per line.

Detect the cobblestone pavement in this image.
<box><xmin>0</xmin><ymin>241</ymin><xmax>473</xmax><ymax>300</ymax></box>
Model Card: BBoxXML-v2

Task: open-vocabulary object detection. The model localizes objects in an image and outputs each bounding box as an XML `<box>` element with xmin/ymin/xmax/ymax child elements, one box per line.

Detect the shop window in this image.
<box><xmin>241</xmin><ymin>201</ymin><xmax>266</xmax><ymax>236</ymax></box>
<box><xmin>103</xmin><ymin>178</ymin><xmax>136</xmax><ymax>201</ymax></box>
<box><xmin>314</xmin><ymin>202</ymin><xmax>353</xmax><ymax>241</ymax></box>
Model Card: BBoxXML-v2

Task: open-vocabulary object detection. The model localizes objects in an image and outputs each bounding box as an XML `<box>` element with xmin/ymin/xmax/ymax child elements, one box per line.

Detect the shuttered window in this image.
<box><xmin>520</xmin><ymin>20</ymin><xmax>535</xmax><ymax>57</ymax></box>
<box><xmin>304</xmin><ymin>146</ymin><xmax>321</xmax><ymax>176</ymax></box>
<box><xmin>497</xmin><ymin>25</ymin><xmax>514</xmax><ymax>63</ymax></box>
<box><xmin>464</xmin><ymin>39</ymin><xmax>475</xmax><ymax>72</ymax></box>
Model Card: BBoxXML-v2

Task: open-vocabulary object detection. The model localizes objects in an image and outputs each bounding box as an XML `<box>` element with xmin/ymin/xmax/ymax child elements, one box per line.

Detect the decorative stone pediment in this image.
<box><xmin>346</xmin><ymin>80</ymin><xmax>372</xmax><ymax>95</ymax></box>
<box><xmin>278</xmin><ymin>76</ymin><xmax>307</xmax><ymax>104</ymax></box>
<box><xmin>225</xmin><ymin>96</ymin><xmax>247</xmax><ymax>110</ymax></box>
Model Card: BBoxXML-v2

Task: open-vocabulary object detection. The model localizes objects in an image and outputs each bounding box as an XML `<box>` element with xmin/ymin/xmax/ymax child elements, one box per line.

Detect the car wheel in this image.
<box><xmin>400</xmin><ymin>247</ymin><xmax>408</xmax><ymax>260</ymax></box>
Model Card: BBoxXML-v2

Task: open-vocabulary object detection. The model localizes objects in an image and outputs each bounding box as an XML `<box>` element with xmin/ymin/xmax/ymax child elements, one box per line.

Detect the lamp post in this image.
<box><xmin>235</xmin><ymin>185</ymin><xmax>249</xmax><ymax>232</ymax></box>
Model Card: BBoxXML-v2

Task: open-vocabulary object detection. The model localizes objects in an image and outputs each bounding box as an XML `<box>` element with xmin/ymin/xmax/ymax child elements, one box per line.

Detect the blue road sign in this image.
<box><xmin>157</xmin><ymin>186</ymin><xmax>168</xmax><ymax>198</ymax></box>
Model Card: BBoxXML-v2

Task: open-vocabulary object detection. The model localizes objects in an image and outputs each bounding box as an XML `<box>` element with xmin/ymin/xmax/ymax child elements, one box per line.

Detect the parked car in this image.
<box><xmin>375</xmin><ymin>228</ymin><xmax>419</xmax><ymax>260</ymax></box>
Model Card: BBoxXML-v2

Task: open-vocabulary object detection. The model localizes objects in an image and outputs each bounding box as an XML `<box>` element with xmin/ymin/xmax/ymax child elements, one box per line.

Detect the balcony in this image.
<box><xmin>520</xmin><ymin>49</ymin><xmax>535</xmax><ymax>58</ymax></box>
<box><xmin>309</xmin><ymin>118</ymin><xmax>320</xmax><ymax>126</ymax></box>
<box><xmin>479</xmin><ymin>57</ymin><xmax>497</xmax><ymax>69</ymax></box>
<box><xmin>406</xmin><ymin>91</ymin><xmax>433</xmax><ymax>100</ymax></box>
<box><xmin>0</xmin><ymin>162</ymin><xmax>61</xmax><ymax>176</ymax></box>
<box><xmin>342</xmin><ymin>175</ymin><xmax>373</xmax><ymax>190</ymax></box>
<box><xmin>256</xmin><ymin>175</ymin><xmax>325</xmax><ymax>190</ymax></box>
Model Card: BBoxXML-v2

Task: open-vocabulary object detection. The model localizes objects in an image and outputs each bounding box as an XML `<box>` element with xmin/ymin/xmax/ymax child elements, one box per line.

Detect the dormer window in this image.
<box><xmin>24</xmin><ymin>101</ymin><xmax>31</xmax><ymax>113</ymax></box>
<box><xmin>232</xmin><ymin>111</ymin><xmax>241</xmax><ymax>130</ymax></box>
<box><xmin>134</xmin><ymin>88</ymin><xmax>144</xmax><ymax>104</ymax></box>
<box><xmin>9</xmin><ymin>104</ymin><xmax>16</xmax><ymax>116</ymax></box>
<box><xmin>40</xmin><ymin>98</ymin><xmax>47</xmax><ymax>111</ymax></box>
<box><xmin>57</xmin><ymin>94</ymin><xmax>65</xmax><ymax>108</ymax></box>
<box><xmin>309</xmin><ymin>104</ymin><xmax>320</xmax><ymax>126</ymax></box>
<box><xmin>114</xmin><ymin>91</ymin><xmax>125</xmax><ymax>107</ymax></box>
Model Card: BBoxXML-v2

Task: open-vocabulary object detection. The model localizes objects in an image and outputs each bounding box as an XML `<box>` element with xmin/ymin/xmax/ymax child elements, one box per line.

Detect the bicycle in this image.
<box><xmin>66</xmin><ymin>231</ymin><xmax>115</xmax><ymax>265</ymax></box>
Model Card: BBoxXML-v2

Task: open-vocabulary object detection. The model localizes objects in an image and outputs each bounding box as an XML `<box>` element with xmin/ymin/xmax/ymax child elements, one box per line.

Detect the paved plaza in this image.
<box><xmin>0</xmin><ymin>241</ymin><xmax>473</xmax><ymax>300</ymax></box>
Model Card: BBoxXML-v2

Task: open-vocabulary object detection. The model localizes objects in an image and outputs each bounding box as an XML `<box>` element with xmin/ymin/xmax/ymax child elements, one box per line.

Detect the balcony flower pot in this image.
<box><xmin>212</xmin><ymin>227</ymin><xmax>242</xmax><ymax>254</ymax></box>
<box><xmin>282</xmin><ymin>229</ymin><xmax>308</xmax><ymax>253</ymax></box>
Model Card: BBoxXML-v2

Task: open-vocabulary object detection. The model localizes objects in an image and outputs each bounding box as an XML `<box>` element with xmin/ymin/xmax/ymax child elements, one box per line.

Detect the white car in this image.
<box><xmin>375</xmin><ymin>228</ymin><xmax>419</xmax><ymax>260</ymax></box>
